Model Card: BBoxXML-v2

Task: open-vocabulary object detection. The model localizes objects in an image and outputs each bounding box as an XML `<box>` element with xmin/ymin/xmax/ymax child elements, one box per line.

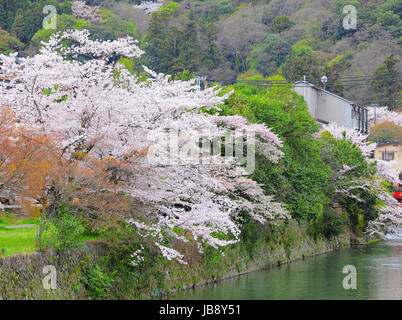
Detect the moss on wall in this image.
<box><xmin>0</xmin><ymin>242</ymin><xmax>107</xmax><ymax>300</ymax></box>
<box><xmin>155</xmin><ymin>220</ymin><xmax>350</xmax><ymax>299</ymax></box>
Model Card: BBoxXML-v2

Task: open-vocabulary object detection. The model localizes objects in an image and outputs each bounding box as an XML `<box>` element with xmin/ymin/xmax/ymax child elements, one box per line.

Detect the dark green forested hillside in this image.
<box><xmin>1</xmin><ymin>0</ymin><xmax>401</xmax><ymax>108</ymax></box>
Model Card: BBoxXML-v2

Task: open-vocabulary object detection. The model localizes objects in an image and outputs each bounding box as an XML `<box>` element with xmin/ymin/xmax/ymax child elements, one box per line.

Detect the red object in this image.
<box><xmin>393</xmin><ymin>184</ymin><xmax>402</xmax><ymax>202</ymax></box>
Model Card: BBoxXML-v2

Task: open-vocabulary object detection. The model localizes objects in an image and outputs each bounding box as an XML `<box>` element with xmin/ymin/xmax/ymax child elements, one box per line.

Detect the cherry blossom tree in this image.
<box><xmin>319</xmin><ymin>122</ymin><xmax>401</xmax><ymax>238</ymax></box>
<box><xmin>71</xmin><ymin>1</ymin><xmax>102</xmax><ymax>23</ymax></box>
<box><xmin>133</xmin><ymin>0</ymin><xmax>164</xmax><ymax>14</ymax></box>
<box><xmin>318</xmin><ymin>122</ymin><xmax>377</xmax><ymax>158</ymax></box>
<box><xmin>0</xmin><ymin>30</ymin><xmax>288</xmax><ymax>263</ymax></box>
<box><xmin>367</xmin><ymin>106</ymin><xmax>402</xmax><ymax>126</ymax></box>
<box><xmin>366</xmin><ymin>179</ymin><xmax>402</xmax><ymax>239</ymax></box>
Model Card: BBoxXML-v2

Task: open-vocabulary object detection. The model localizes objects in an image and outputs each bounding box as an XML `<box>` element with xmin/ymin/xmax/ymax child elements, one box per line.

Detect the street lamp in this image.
<box><xmin>321</xmin><ymin>75</ymin><xmax>328</xmax><ymax>91</ymax></box>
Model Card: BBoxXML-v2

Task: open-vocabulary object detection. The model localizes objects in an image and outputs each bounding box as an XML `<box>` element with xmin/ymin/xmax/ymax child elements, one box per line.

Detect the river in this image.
<box><xmin>170</xmin><ymin>238</ymin><xmax>402</xmax><ymax>300</ymax></box>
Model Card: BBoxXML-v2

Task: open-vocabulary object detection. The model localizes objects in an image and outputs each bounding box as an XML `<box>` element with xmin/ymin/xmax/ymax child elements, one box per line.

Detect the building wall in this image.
<box><xmin>295</xmin><ymin>83</ymin><xmax>355</xmax><ymax>129</ymax></box>
<box><xmin>344</xmin><ymin>102</ymin><xmax>353</xmax><ymax>128</ymax></box>
<box><xmin>294</xmin><ymin>84</ymin><xmax>318</xmax><ymax>117</ymax></box>
<box><xmin>374</xmin><ymin>143</ymin><xmax>402</xmax><ymax>171</ymax></box>
<box><xmin>316</xmin><ymin>92</ymin><xmax>348</xmax><ymax>127</ymax></box>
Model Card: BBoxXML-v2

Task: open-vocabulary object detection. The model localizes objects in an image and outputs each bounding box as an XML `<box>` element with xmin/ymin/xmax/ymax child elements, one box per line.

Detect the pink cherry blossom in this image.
<box><xmin>0</xmin><ymin>30</ymin><xmax>288</xmax><ymax>263</ymax></box>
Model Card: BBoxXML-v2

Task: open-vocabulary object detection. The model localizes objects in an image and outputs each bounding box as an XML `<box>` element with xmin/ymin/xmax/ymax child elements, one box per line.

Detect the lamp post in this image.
<box><xmin>321</xmin><ymin>75</ymin><xmax>328</xmax><ymax>91</ymax></box>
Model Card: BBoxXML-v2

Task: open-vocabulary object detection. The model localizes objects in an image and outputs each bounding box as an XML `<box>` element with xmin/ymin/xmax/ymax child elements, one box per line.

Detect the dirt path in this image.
<box><xmin>4</xmin><ymin>224</ymin><xmax>35</xmax><ymax>229</ymax></box>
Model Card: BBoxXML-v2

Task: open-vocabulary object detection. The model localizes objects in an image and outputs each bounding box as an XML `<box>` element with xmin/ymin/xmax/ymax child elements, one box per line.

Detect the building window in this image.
<box><xmin>382</xmin><ymin>151</ymin><xmax>394</xmax><ymax>161</ymax></box>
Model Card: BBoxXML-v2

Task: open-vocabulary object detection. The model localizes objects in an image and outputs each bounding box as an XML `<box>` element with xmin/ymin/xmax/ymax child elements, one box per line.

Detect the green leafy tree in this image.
<box><xmin>22</xmin><ymin>2</ymin><xmax>37</xmax><ymax>44</ymax></box>
<box><xmin>11</xmin><ymin>9</ymin><xmax>25</xmax><ymax>42</ymax></box>
<box><xmin>322</xmin><ymin>54</ymin><xmax>352</xmax><ymax>96</ymax></box>
<box><xmin>60</xmin><ymin>0</ymin><xmax>73</xmax><ymax>15</ymax></box>
<box><xmin>0</xmin><ymin>27</ymin><xmax>24</xmax><ymax>54</ymax></box>
<box><xmin>176</xmin><ymin>11</ymin><xmax>200</xmax><ymax>72</ymax></box>
<box><xmin>0</xmin><ymin>0</ymin><xmax>7</xmax><ymax>30</ymax></box>
<box><xmin>207</xmin><ymin>5</ymin><xmax>219</xmax><ymax>23</ymax></box>
<box><xmin>248</xmin><ymin>34</ymin><xmax>291</xmax><ymax>76</ymax></box>
<box><xmin>281</xmin><ymin>45</ymin><xmax>321</xmax><ymax>81</ymax></box>
<box><xmin>271</xmin><ymin>15</ymin><xmax>293</xmax><ymax>33</ymax></box>
<box><xmin>221</xmin><ymin>76</ymin><xmax>330</xmax><ymax>221</ymax></box>
<box><xmin>32</xmin><ymin>1</ymin><xmax>44</xmax><ymax>32</ymax></box>
<box><xmin>369</xmin><ymin>121</ymin><xmax>402</xmax><ymax>142</ymax></box>
<box><xmin>371</xmin><ymin>54</ymin><xmax>402</xmax><ymax>110</ymax></box>
<box><xmin>377</xmin><ymin>10</ymin><xmax>400</xmax><ymax>26</ymax></box>
<box><xmin>99</xmin><ymin>7</ymin><xmax>137</xmax><ymax>39</ymax></box>
<box><xmin>201</xmin><ymin>22</ymin><xmax>221</xmax><ymax>69</ymax></box>
<box><xmin>216</xmin><ymin>0</ymin><xmax>235</xmax><ymax>15</ymax></box>
<box><xmin>145</xmin><ymin>9</ymin><xmax>175</xmax><ymax>73</ymax></box>
<box><xmin>318</xmin><ymin>132</ymin><xmax>377</xmax><ymax>233</ymax></box>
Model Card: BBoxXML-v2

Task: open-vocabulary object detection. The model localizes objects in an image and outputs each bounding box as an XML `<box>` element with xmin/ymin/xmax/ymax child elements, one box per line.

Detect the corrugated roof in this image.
<box><xmin>376</xmin><ymin>141</ymin><xmax>402</xmax><ymax>147</ymax></box>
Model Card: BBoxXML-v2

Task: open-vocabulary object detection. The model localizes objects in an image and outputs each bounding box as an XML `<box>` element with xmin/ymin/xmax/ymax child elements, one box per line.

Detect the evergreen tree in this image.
<box><xmin>32</xmin><ymin>1</ymin><xmax>44</xmax><ymax>32</ymax></box>
<box><xmin>3</xmin><ymin>0</ymin><xmax>15</xmax><ymax>32</ymax></box>
<box><xmin>0</xmin><ymin>0</ymin><xmax>7</xmax><ymax>30</ymax></box>
<box><xmin>176</xmin><ymin>11</ymin><xmax>200</xmax><ymax>72</ymax></box>
<box><xmin>207</xmin><ymin>5</ymin><xmax>219</xmax><ymax>23</ymax></box>
<box><xmin>15</xmin><ymin>0</ymin><xmax>30</xmax><ymax>11</ymax></box>
<box><xmin>201</xmin><ymin>23</ymin><xmax>221</xmax><ymax>69</ymax></box>
<box><xmin>6</xmin><ymin>10</ymin><xmax>14</xmax><ymax>32</ymax></box>
<box><xmin>11</xmin><ymin>9</ymin><xmax>25</xmax><ymax>42</ymax></box>
<box><xmin>158</xmin><ymin>37</ymin><xmax>175</xmax><ymax>74</ymax></box>
<box><xmin>22</xmin><ymin>2</ymin><xmax>35</xmax><ymax>44</ymax></box>
<box><xmin>281</xmin><ymin>45</ymin><xmax>321</xmax><ymax>81</ymax></box>
<box><xmin>146</xmin><ymin>11</ymin><xmax>172</xmax><ymax>72</ymax></box>
<box><xmin>60</xmin><ymin>1</ymin><xmax>72</xmax><ymax>15</ymax></box>
<box><xmin>371</xmin><ymin>54</ymin><xmax>402</xmax><ymax>110</ymax></box>
<box><xmin>323</xmin><ymin>55</ymin><xmax>351</xmax><ymax>96</ymax></box>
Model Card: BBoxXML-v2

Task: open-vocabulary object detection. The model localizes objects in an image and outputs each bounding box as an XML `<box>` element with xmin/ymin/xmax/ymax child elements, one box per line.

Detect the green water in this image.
<box><xmin>170</xmin><ymin>239</ymin><xmax>402</xmax><ymax>300</ymax></box>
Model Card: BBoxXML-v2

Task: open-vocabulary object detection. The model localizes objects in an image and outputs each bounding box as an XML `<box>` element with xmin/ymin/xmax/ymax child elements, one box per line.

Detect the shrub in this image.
<box><xmin>240</xmin><ymin>220</ymin><xmax>260</xmax><ymax>257</ymax></box>
<box><xmin>37</xmin><ymin>204</ymin><xmax>86</xmax><ymax>251</ymax></box>
<box><xmin>216</xmin><ymin>0</ymin><xmax>236</xmax><ymax>15</ymax></box>
<box><xmin>322</xmin><ymin>208</ymin><xmax>342</xmax><ymax>238</ymax></box>
<box><xmin>81</xmin><ymin>258</ymin><xmax>115</xmax><ymax>300</ymax></box>
<box><xmin>377</xmin><ymin>11</ymin><xmax>400</xmax><ymax>27</ymax></box>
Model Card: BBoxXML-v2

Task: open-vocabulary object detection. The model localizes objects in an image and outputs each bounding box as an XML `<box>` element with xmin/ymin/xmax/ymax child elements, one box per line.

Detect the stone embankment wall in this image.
<box><xmin>0</xmin><ymin>242</ymin><xmax>107</xmax><ymax>299</ymax></box>
<box><xmin>0</xmin><ymin>221</ymin><xmax>350</xmax><ymax>299</ymax></box>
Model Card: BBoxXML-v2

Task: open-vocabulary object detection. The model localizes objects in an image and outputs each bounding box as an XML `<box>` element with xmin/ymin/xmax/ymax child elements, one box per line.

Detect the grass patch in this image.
<box><xmin>0</xmin><ymin>226</ymin><xmax>38</xmax><ymax>257</ymax></box>
<box><xmin>0</xmin><ymin>222</ymin><xmax>101</xmax><ymax>257</ymax></box>
<box><xmin>0</xmin><ymin>211</ymin><xmax>39</xmax><ymax>226</ymax></box>
<box><xmin>17</xmin><ymin>218</ymin><xmax>40</xmax><ymax>225</ymax></box>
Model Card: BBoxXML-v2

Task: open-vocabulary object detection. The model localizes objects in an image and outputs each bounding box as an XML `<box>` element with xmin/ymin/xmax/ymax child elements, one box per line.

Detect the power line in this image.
<box><xmin>309</xmin><ymin>75</ymin><xmax>402</xmax><ymax>84</ymax></box>
<box><xmin>308</xmin><ymin>72</ymin><xmax>400</xmax><ymax>81</ymax></box>
<box><xmin>237</xmin><ymin>75</ymin><xmax>401</xmax><ymax>85</ymax></box>
<box><xmin>230</xmin><ymin>80</ymin><xmax>402</xmax><ymax>88</ymax></box>
<box><xmin>209</xmin><ymin>72</ymin><xmax>402</xmax><ymax>86</ymax></box>
<box><xmin>359</xmin><ymin>99</ymin><xmax>402</xmax><ymax>104</ymax></box>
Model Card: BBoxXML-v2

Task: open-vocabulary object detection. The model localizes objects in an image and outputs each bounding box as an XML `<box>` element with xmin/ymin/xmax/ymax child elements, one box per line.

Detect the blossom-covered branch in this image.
<box><xmin>0</xmin><ymin>30</ymin><xmax>288</xmax><ymax>263</ymax></box>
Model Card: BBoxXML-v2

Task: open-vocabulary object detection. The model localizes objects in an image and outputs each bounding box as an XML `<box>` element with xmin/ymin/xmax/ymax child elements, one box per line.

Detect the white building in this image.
<box><xmin>294</xmin><ymin>80</ymin><xmax>369</xmax><ymax>133</ymax></box>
